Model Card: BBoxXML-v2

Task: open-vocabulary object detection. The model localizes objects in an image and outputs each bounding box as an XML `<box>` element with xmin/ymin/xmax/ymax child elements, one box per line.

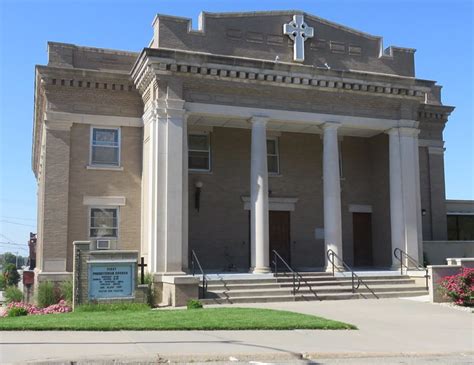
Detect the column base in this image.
<box><xmin>391</xmin><ymin>264</ymin><xmax>404</xmax><ymax>272</ymax></box>
<box><xmin>251</xmin><ymin>266</ymin><xmax>272</xmax><ymax>274</ymax></box>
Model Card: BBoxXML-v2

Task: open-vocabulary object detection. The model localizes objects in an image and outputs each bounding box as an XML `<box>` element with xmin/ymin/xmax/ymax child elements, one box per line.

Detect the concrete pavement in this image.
<box><xmin>0</xmin><ymin>298</ymin><xmax>472</xmax><ymax>364</ymax></box>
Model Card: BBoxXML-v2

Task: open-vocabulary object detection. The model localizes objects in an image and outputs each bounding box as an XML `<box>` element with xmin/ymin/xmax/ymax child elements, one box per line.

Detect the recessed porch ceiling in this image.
<box><xmin>187</xmin><ymin>115</ymin><xmax>382</xmax><ymax>138</ymax></box>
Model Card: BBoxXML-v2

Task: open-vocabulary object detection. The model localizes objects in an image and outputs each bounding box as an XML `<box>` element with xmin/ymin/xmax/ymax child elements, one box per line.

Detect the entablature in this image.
<box><xmin>132</xmin><ymin>48</ymin><xmax>434</xmax><ymax>101</ymax></box>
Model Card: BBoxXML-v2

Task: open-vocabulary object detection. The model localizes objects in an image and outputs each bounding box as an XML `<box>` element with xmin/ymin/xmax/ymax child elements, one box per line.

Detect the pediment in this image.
<box><xmin>151</xmin><ymin>10</ymin><xmax>415</xmax><ymax>76</ymax></box>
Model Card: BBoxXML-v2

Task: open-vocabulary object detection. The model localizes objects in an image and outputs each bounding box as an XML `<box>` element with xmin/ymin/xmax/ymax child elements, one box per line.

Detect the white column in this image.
<box><xmin>143</xmin><ymin>106</ymin><xmax>158</xmax><ymax>273</ymax></box>
<box><xmin>182</xmin><ymin>114</ymin><xmax>189</xmax><ymax>271</ymax></box>
<box><xmin>388</xmin><ymin>127</ymin><xmax>421</xmax><ymax>268</ymax></box>
<box><xmin>413</xmin><ymin>137</ymin><xmax>423</xmax><ymax>261</ymax></box>
<box><xmin>399</xmin><ymin>127</ymin><xmax>421</xmax><ymax>263</ymax></box>
<box><xmin>322</xmin><ymin>122</ymin><xmax>343</xmax><ymax>271</ymax></box>
<box><xmin>250</xmin><ymin>116</ymin><xmax>270</xmax><ymax>273</ymax></box>
<box><xmin>147</xmin><ymin>99</ymin><xmax>186</xmax><ymax>275</ymax></box>
<box><xmin>388</xmin><ymin>128</ymin><xmax>404</xmax><ymax>268</ymax></box>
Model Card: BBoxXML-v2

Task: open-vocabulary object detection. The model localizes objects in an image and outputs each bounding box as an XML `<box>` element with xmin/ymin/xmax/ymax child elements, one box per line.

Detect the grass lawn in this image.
<box><xmin>0</xmin><ymin>307</ymin><xmax>356</xmax><ymax>331</ymax></box>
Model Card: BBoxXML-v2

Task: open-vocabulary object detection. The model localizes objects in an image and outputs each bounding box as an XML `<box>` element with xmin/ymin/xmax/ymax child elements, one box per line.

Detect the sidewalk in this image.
<box><xmin>0</xmin><ymin>298</ymin><xmax>472</xmax><ymax>364</ymax></box>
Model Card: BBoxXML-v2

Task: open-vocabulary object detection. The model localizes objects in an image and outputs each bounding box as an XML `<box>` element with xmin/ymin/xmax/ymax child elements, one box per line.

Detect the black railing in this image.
<box><xmin>327</xmin><ymin>249</ymin><xmax>379</xmax><ymax>299</ymax></box>
<box><xmin>271</xmin><ymin>250</ymin><xmax>302</xmax><ymax>296</ymax></box>
<box><xmin>191</xmin><ymin>250</ymin><xmax>208</xmax><ymax>298</ymax></box>
<box><xmin>394</xmin><ymin>248</ymin><xmax>429</xmax><ymax>290</ymax></box>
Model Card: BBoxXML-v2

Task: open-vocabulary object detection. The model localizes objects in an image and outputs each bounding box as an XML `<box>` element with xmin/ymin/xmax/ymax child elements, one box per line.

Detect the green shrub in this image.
<box><xmin>60</xmin><ymin>280</ymin><xmax>73</xmax><ymax>304</ymax></box>
<box><xmin>37</xmin><ymin>281</ymin><xmax>60</xmax><ymax>308</ymax></box>
<box><xmin>7</xmin><ymin>307</ymin><xmax>28</xmax><ymax>317</ymax></box>
<box><xmin>76</xmin><ymin>302</ymin><xmax>149</xmax><ymax>312</ymax></box>
<box><xmin>3</xmin><ymin>264</ymin><xmax>20</xmax><ymax>287</ymax></box>
<box><xmin>0</xmin><ymin>273</ymin><xmax>5</xmax><ymax>290</ymax></box>
<box><xmin>187</xmin><ymin>299</ymin><xmax>203</xmax><ymax>309</ymax></box>
<box><xmin>143</xmin><ymin>272</ymin><xmax>155</xmax><ymax>307</ymax></box>
<box><xmin>4</xmin><ymin>286</ymin><xmax>23</xmax><ymax>303</ymax></box>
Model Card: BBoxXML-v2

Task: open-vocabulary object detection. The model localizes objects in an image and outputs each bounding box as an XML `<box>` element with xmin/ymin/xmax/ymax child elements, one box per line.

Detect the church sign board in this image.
<box><xmin>88</xmin><ymin>261</ymin><xmax>135</xmax><ymax>300</ymax></box>
<box><xmin>72</xmin><ymin>241</ymin><xmax>146</xmax><ymax>308</ymax></box>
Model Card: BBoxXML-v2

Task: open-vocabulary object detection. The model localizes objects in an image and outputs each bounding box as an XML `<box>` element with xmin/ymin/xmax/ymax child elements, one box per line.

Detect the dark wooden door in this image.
<box><xmin>353</xmin><ymin>213</ymin><xmax>373</xmax><ymax>267</ymax></box>
<box><xmin>269</xmin><ymin>211</ymin><xmax>291</xmax><ymax>265</ymax></box>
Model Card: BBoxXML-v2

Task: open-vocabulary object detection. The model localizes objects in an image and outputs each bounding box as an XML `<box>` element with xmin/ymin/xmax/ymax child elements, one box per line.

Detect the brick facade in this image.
<box><xmin>32</xmin><ymin>11</ymin><xmax>454</xmax><ymax>277</ymax></box>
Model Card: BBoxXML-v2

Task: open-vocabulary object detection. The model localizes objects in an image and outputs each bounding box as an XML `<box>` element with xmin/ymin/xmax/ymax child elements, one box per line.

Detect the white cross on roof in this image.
<box><xmin>283</xmin><ymin>15</ymin><xmax>314</xmax><ymax>62</ymax></box>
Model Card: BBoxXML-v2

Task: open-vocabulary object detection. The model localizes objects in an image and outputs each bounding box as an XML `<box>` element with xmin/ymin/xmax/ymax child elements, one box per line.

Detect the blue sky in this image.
<box><xmin>0</xmin><ymin>0</ymin><xmax>472</xmax><ymax>255</ymax></box>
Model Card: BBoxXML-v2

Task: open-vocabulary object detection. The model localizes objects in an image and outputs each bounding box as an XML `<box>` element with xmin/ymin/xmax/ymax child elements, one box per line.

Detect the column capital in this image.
<box><xmin>385</xmin><ymin>128</ymin><xmax>399</xmax><ymax>136</ymax></box>
<box><xmin>249</xmin><ymin>116</ymin><xmax>269</xmax><ymax>125</ymax></box>
<box><xmin>398</xmin><ymin>127</ymin><xmax>420</xmax><ymax>137</ymax></box>
<box><xmin>322</xmin><ymin>122</ymin><xmax>341</xmax><ymax>130</ymax></box>
<box><xmin>385</xmin><ymin>127</ymin><xmax>420</xmax><ymax>137</ymax></box>
<box><xmin>428</xmin><ymin>146</ymin><xmax>445</xmax><ymax>155</ymax></box>
<box><xmin>146</xmin><ymin>98</ymin><xmax>186</xmax><ymax>120</ymax></box>
<box><xmin>44</xmin><ymin>119</ymin><xmax>73</xmax><ymax>131</ymax></box>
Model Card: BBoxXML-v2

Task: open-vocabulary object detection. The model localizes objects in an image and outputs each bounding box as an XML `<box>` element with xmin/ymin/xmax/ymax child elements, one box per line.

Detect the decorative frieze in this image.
<box><xmin>48</xmin><ymin>77</ymin><xmax>135</xmax><ymax>92</ymax></box>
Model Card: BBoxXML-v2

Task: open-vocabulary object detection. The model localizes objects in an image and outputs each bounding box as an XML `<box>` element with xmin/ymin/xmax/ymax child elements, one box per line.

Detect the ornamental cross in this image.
<box><xmin>138</xmin><ymin>256</ymin><xmax>147</xmax><ymax>284</ymax></box>
<box><xmin>283</xmin><ymin>15</ymin><xmax>314</xmax><ymax>62</ymax></box>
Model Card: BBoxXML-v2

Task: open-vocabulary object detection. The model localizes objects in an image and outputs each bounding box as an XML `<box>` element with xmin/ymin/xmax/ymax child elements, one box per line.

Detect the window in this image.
<box><xmin>90</xmin><ymin>207</ymin><xmax>118</xmax><ymax>238</ymax></box>
<box><xmin>267</xmin><ymin>138</ymin><xmax>280</xmax><ymax>174</ymax></box>
<box><xmin>339</xmin><ymin>140</ymin><xmax>343</xmax><ymax>178</ymax></box>
<box><xmin>91</xmin><ymin>127</ymin><xmax>120</xmax><ymax>166</ymax></box>
<box><xmin>189</xmin><ymin>133</ymin><xmax>211</xmax><ymax>171</ymax></box>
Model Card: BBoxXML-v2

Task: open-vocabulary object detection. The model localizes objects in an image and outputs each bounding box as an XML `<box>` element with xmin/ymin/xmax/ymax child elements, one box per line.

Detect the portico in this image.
<box><xmin>137</xmin><ymin>83</ymin><xmax>424</xmax><ymax>274</ymax></box>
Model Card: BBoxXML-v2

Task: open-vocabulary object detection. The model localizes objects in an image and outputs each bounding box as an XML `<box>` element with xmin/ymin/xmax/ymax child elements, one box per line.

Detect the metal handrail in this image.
<box><xmin>191</xmin><ymin>250</ymin><xmax>208</xmax><ymax>298</ymax></box>
<box><xmin>394</xmin><ymin>248</ymin><xmax>429</xmax><ymax>290</ymax></box>
<box><xmin>326</xmin><ymin>249</ymin><xmax>379</xmax><ymax>299</ymax></box>
<box><xmin>271</xmin><ymin>250</ymin><xmax>303</xmax><ymax>296</ymax></box>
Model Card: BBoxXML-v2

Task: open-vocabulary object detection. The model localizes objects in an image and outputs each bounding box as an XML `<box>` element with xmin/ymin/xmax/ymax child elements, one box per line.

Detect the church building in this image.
<box><xmin>32</xmin><ymin>11</ymin><xmax>454</xmax><ymax>294</ymax></box>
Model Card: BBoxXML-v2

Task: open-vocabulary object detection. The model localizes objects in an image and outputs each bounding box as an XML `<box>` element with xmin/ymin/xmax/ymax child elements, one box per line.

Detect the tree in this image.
<box><xmin>3</xmin><ymin>263</ymin><xmax>20</xmax><ymax>287</ymax></box>
<box><xmin>1</xmin><ymin>252</ymin><xmax>17</xmax><ymax>266</ymax></box>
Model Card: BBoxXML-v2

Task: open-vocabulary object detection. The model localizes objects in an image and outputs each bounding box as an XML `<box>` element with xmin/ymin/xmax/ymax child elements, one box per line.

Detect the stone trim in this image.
<box><xmin>348</xmin><ymin>204</ymin><xmax>373</xmax><ymax>213</ymax></box>
<box><xmin>186</xmin><ymin>102</ymin><xmax>418</xmax><ymax>131</ymax></box>
<box><xmin>241</xmin><ymin>196</ymin><xmax>298</xmax><ymax>211</ymax></box>
<box><xmin>86</xmin><ymin>165</ymin><xmax>124</xmax><ymax>171</ymax></box>
<box><xmin>83</xmin><ymin>196</ymin><xmax>126</xmax><ymax>206</ymax></box>
<box><xmin>45</xmin><ymin>111</ymin><xmax>142</xmax><ymax>127</ymax></box>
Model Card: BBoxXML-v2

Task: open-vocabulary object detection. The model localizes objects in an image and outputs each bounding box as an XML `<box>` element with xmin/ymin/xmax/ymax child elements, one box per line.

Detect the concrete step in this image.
<box><xmin>374</xmin><ymin>290</ymin><xmax>428</xmax><ymax>299</ymax></box>
<box><xmin>206</xmin><ymin>284</ymin><xmax>425</xmax><ymax>298</ymax></box>
<box><xmin>201</xmin><ymin>290</ymin><xmax>428</xmax><ymax>305</ymax></box>
<box><xmin>206</xmin><ymin>278</ymin><xmax>417</xmax><ymax>291</ymax></box>
<box><xmin>206</xmin><ymin>278</ymin><xmax>278</xmax><ymax>285</ymax></box>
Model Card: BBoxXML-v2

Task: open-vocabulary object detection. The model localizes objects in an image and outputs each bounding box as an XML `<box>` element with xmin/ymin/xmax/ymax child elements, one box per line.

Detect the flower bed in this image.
<box><xmin>439</xmin><ymin>268</ymin><xmax>474</xmax><ymax>306</ymax></box>
<box><xmin>1</xmin><ymin>300</ymin><xmax>72</xmax><ymax>317</ymax></box>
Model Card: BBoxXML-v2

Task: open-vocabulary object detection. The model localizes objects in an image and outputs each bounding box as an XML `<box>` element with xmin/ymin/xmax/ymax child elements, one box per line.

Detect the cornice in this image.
<box><xmin>36</xmin><ymin>65</ymin><xmax>137</xmax><ymax>94</ymax></box>
<box><xmin>132</xmin><ymin>48</ymin><xmax>429</xmax><ymax>101</ymax></box>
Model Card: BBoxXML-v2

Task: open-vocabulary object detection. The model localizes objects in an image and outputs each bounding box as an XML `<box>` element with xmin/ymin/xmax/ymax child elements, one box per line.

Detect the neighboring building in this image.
<box><xmin>446</xmin><ymin>200</ymin><xmax>474</xmax><ymax>241</ymax></box>
<box><xmin>32</xmin><ymin>10</ymin><xmax>456</xmax><ymax>284</ymax></box>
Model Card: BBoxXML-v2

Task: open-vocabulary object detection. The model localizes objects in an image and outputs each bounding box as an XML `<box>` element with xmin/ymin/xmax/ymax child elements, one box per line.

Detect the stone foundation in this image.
<box><xmin>153</xmin><ymin>274</ymin><xmax>200</xmax><ymax>307</ymax></box>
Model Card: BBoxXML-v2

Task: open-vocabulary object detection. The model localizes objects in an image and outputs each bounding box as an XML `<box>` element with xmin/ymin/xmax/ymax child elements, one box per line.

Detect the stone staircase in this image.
<box><xmin>200</xmin><ymin>272</ymin><xmax>428</xmax><ymax>304</ymax></box>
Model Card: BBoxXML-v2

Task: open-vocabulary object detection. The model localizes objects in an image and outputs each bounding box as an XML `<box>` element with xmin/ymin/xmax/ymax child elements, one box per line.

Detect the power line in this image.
<box><xmin>0</xmin><ymin>216</ymin><xmax>36</xmax><ymax>222</ymax></box>
<box><xmin>0</xmin><ymin>241</ymin><xmax>28</xmax><ymax>247</ymax></box>
<box><xmin>0</xmin><ymin>244</ymin><xmax>28</xmax><ymax>252</ymax></box>
<box><xmin>0</xmin><ymin>233</ymin><xmax>16</xmax><ymax>243</ymax></box>
<box><xmin>0</xmin><ymin>220</ymin><xmax>36</xmax><ymax>228</ymax></box>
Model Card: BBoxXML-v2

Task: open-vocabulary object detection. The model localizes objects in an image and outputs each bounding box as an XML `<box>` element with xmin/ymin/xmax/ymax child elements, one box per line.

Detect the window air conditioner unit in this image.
<box><xmin>96</xmin><ymin>239</ymin><xmax>111</xmax><ymax>250</ymax></box>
